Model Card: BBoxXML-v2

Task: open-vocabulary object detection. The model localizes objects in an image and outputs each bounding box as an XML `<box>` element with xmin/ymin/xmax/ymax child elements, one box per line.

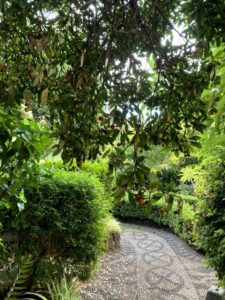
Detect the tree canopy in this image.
<box><xmin>0</xmin><ymin>0</ymin><xmax>225</xmax><ymax>199</ymax></box>
<box><xmin>0</xmin><ymin>1</ymin><xmax>225</xmax><ymax>289</ymax></box>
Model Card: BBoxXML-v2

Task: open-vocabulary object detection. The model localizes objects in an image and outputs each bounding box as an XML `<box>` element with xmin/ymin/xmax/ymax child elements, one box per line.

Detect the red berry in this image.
<box><xmin>139</xmin><ymin>198</ymin><xmax>145</xmax><ymax>205</ymax></box>
<box><xmin>99</xmin><ymin>115</ymin><xmax>104</xmax><ymax>121</ymax></box>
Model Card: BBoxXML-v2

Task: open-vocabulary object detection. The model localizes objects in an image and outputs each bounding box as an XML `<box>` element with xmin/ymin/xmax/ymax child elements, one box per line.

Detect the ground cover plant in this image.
<box><xmin>47</xmin><ymin>275</ymin><xmax>80</xmax><ymax>300</ymax></box>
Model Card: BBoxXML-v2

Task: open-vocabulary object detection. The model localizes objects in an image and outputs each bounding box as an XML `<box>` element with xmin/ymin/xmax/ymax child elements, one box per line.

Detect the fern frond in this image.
<box><xmin>5</xmin><ymin>255</ymin><xmax>36</xmax><ymax>300</ymax></box>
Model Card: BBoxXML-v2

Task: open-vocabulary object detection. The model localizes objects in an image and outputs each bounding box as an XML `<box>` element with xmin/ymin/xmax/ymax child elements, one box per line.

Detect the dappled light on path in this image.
<box><xmin>81</xmin><ymin>224</ymin><xmax>217</xmax><ymax>300</ymax></box>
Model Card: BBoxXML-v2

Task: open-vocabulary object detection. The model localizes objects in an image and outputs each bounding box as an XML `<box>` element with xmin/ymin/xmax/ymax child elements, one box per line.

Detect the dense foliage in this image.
<box><xmin>0</xmin><ymin>106</ymin><xmax>51</xmax><ymax>254</ymax></box>
<box><xmin>113</xmin><ymin>96</ymin><xmax>225</xmax><ymax>284</ymax></box>
<box><xmin>0</xmin><ymin>106</ymin><xmax>50</xmax><ymax>209</ymax></box>
<box><xmin>5</xmin><ymin>255</ymin><xmax>48</xmax><ymax>300</ymax></box>
<box><xmin>1</xmin><ymin>0</ymin><xmax>224</xmax><ymax>198</ymax></box>
<box><xmin>183</xmin><ymin>45</ymin><xmax>225</xmax><ymax>285</ymax></box>
<box><xmin>0</xmin><ymin>0</ymin><xmax>225</xmax><ymax>292</ymax></box>
<box><xmin>193</xmin><ymin>162</ymin><xmax>225</xmax><ymax>285</ymax></box>
<box><xmin>114</xmin><ymin>199</ymin><xmax>194</xmax><ymax>244</ymax></box>
<box><xmin>0</xmin><ymin>0</ymin><xmax>224</xmax><ymax>215</ymax></box>
<box><xmin>1</xmin><ymin>169</ymin><xmax>111</xmax><ymax>284</ymax></box>
<box><xmin>113</xmin><ymin>149</ymin><xmax>196</xmax><ymax>244</ymax></box>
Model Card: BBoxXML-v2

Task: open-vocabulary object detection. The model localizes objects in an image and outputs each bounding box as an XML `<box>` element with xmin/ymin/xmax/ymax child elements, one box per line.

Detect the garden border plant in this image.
<box><xmin>0</xmin><ymin>167</ymin><xmax>112</xmax><ymax>297</ymax></box>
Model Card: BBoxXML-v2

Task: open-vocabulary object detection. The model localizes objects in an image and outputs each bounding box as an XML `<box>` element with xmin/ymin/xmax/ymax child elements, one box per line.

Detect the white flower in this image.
<box><xmin>40</xmin><ymin>117</ymin><xmax>46</xmax><ymax>126</ymax></box>
<box><xmin>21</xmin><ymin>104</ymin><xmax>33</xmax><ymax>119</ymax></box>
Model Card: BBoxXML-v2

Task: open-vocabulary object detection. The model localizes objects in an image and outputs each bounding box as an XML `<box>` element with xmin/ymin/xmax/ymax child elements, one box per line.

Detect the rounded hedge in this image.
<box><xmin>9</xmin><ymin>169</ymin><xmax>111</xmax><ymax>281</ymax></box>
<box><xmin>113</xmin><ymin>199</ymin><xmax>194</xmax><ymax>245</ymax></box>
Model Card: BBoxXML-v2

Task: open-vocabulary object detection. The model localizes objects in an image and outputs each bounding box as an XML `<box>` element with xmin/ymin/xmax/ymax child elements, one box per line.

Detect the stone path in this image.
<box><xmin>80</xmin><ymin>223</ymin><xmax>218</xmax><ymax>300</ymax></box>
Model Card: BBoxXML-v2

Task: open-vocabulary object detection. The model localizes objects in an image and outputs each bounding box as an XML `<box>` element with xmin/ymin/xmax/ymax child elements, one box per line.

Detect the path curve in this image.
<box><xmin>80</xmin><ymin>223</ymin><xmax>217</xmax><ymax>300</ymax></box>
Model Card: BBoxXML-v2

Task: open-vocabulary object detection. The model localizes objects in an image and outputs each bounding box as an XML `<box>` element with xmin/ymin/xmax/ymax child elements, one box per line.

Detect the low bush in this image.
<box><xmin>82</xmin><ymin>160</ymin><xmax>109</xmax><ymax>183</ymax></box>
<box><xmin>104</xmin><ymin>216</ymin><xmax>121</xmax><ymax>234</ymax></box>
<box><xmin>156</xmin><ymin>166</ymin><xmax>180</xmax><ymax>185</ymax></box>
<box><xmin>113</xmin><ymin>198</ymin><xmax>195</xmax><ymax>245</ymax></box>
<box><xmin>2</xmin><ymin>169</ymin><xmax>111</xmax><ymax>283</ymax></box>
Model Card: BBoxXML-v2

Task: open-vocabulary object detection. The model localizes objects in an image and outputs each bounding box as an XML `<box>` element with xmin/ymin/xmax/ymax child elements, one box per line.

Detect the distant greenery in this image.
<box><xmin>112</xmin><ymin>58</ymin><xmax>225</xmax><ymax>284</ymax></box>
<box><xmin>82</xmin><ymin>159</ymin><xmax>112</xmax><ymax>193</ymax></box>
<box><xmin>112</xmin><ymin>144</ymin><xmax>195</xmax><ymax>244</ymax></box>
<box><xmin>82</xmin><ymin>160</ymin><xmax>109</xmax><ymax>182</ymax></box>
<box><xmin>114</xmin><ymin>198</ymin><xmax>195</xmax><ymax>245</ymax></box>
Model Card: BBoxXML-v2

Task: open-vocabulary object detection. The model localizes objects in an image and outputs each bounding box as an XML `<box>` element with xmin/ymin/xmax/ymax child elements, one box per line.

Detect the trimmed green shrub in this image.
<box><xmin>4</xmin><ymin>169</ymin><xmax>111</xmax><ymax>282</ymax></box>
<box><xmin>41</xmin><ymin>159</ymin><xmax>110</xmax><ymax>190</ymax></box>
<box><xmin>156</xmin><ymin>167</ymin><xmax>180</xmax><ymax>185</ymax></box>
<box><xmin>178</xmin><ymin>156</ymin><xmax>199</xmax><ymax>168</ymax></box>
<box><xmin>82</xmin><ymin>160</ymin><xmax>112</xmax><ymax>194</ymax></box>
<box><xmin>113</xmin><ymin>199</ymin><xmax>194</xmax><ymax>245</ymax></box>
<box><xmin>82</xmin><ymin>160</ymin><xmax>109</xmax><ymax>183</ymax></box>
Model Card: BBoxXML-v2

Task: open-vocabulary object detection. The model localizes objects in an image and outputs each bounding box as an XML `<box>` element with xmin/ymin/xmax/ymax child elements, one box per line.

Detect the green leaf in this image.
<box><xmin>102</xmin><ymin>148</ymin><xmax>111</xmax><ymax>158</ymax></box>
<box><xmin>20</xmin><ymin>292</ymin><xmax>48</xmax><ymax>300</ymax></box>
<box><xmin>165</xmin><ymin>193</ymin><xmax>174</xmax><ymax>204</ymax></box>
<box><xmin>145</xmin><ymin>201</ymin><xmax>153</xmax><ymax>217</ymax></box>
<box><xmin>52</xmin><ymin>147</ymin><xmax>61</xmax><ymax>156</ymax></box>
<box><xmin>137</xmin><ymin>156</ymin><xmax>145</xmax><ymax>162</ymax></box>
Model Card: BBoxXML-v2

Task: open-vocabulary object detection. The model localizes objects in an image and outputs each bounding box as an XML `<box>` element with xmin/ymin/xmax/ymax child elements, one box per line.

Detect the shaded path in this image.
<box><xmin>80</xmin><ymin>223</ymin><xmax>217</xmax><ymax>300</ymax></box>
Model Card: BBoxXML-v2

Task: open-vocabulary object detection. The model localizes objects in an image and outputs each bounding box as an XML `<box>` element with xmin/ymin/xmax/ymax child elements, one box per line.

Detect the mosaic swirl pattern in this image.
<box><xmin>80</xmin><ymin>224</ymin><xmax>217</xmax><ymax>300</ymax></box>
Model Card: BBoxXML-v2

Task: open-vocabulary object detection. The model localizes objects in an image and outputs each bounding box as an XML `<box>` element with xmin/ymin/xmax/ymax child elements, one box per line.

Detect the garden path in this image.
<box><xmin>80</xmin><ymin>223</ymin><xmax>218</xmax><ymax>300</ymax></box>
